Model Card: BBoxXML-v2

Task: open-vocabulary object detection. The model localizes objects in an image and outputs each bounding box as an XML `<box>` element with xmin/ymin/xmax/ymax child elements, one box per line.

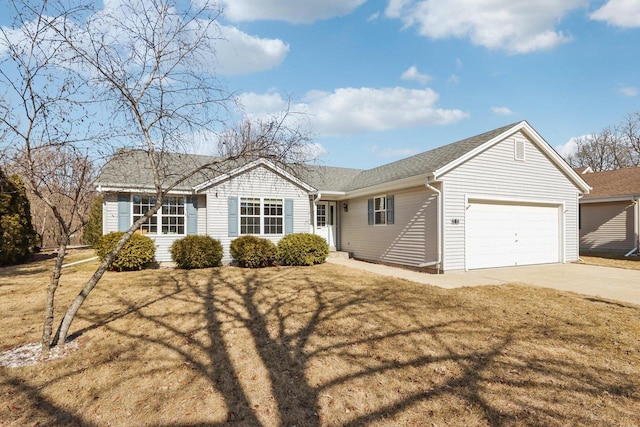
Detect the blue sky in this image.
<box><xmin>2</xmin><ymin>1</ymin><xmax>640</xmax><ymax>170</ymax></box>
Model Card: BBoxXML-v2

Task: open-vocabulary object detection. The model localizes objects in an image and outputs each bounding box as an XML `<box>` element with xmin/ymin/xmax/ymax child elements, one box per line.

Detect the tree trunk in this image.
<box><xmin>52</xmin><ymin>255</ymin><xmax>113</xmax><ymax>346</ymax></box>
<box><xmin>42</xmin><ymin>237</ymin><xmax>69</xmax><ymax>352</ymax></box>
<box><xmin>52</xmin><ymin>213</ymin><xmax>156</xmax><ymax>346</ymax></box>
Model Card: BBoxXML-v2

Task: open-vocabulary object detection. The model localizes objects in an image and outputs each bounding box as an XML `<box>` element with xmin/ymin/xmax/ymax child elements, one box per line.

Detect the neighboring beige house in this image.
<box><xmin>578</xmin><ymin>167</ymin><xmax>640</xmax><ymax>256</ymax></box>
<box><xmin>95</xmin><ymin>121</ymin><xmax>590</xmax><ymax>272</ymax></box>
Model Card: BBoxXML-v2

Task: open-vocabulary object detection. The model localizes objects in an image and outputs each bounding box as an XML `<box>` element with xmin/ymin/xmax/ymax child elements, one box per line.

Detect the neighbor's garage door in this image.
<box><xmin>466</xmin><ymin>201</ymin><xmax>560</xmax><ymax>269</ymax></box>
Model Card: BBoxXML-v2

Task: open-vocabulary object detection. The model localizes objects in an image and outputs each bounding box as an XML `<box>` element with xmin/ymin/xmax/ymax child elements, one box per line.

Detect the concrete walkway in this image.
<box><xmin>326</xmin><ymin>258</ymin><xmax>640</xmax><ymax>306</ymax></box>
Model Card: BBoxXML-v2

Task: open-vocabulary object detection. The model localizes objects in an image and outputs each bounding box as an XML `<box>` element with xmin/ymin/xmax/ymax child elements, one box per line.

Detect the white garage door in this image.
<box><xmin>466</xmin><ymin>201</ymin><xmax>560</xmax><ymax>270</ymax></box>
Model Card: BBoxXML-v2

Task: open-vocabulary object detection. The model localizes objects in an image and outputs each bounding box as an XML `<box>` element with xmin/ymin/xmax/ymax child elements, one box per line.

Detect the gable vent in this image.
<box><xmin>514</xmin><ymin>139</ymin><xmax>525</xmax><ymax>161</ymax></box>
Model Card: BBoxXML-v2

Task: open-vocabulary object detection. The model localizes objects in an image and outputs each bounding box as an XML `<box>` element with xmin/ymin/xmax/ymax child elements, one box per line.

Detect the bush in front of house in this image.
<box><xmin>95</xmin><ymin>231</ymin><xmax>156</xmax><ymax>272</ymax></box>
<box><xmin>230</xmin><ymin>235</ymin><xmax>277</xmax><ymax>268</ymax></box>
<box><xmin>171</xmin><ymin>235</ymin><xmax>223</xmax><ymax>269</ymax></box>
<box><xmin>277</xmin><ymin>233</ymin><xmax>329</xmax><ymax>266</ymax></box>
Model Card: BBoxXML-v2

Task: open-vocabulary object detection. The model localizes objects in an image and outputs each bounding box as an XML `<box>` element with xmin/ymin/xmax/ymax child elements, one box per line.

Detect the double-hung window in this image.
<box><xmin>239</xmin><ymin>197</ymin><xmax>284</xmax><ymax>235</ymax></box>
<box><xmin>368</xmin><ymin>195</ymin><xmax>394</xmax><ymax>226</ymax></box>
<box><xmin>374</xmin><ymin>196</ymin><xmax>386</xmax><ymax>225</ymax></box>
<box><xmin>132</xmin><ymin>195</ymin><xmax>186</xmax><ymax>235</ymax></box>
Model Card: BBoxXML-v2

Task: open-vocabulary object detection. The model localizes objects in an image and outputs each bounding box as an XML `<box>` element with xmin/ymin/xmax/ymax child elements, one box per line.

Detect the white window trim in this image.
<box><xmin>374</xmin><ymin>195</ymin><xmax>387</xmax><ymax>226</ymax></box>
<box><xmin>239</xmin><ymin>196</ymin><xmax>285</xmax><ymax>236</ymax></box>
<box><xmin>131</xmin><ymin>194</ymin><xmax>187</xmax><ymax>236</ymax></box>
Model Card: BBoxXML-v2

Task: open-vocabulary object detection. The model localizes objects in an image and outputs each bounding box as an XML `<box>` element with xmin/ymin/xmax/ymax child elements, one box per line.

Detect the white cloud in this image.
<box><xmin>370</xmin><ymin>145</ymin><xmax>419</xmax><ymax>158</ymax></box>
<box><xmin>385</xmin><ymin>0</ymin><xmax>586</xmax><ymax>53</ymax></box>
<box><xmin>447</xmin><ymin>74</ymin><xmax>460</xmax><ymax>84</ymax></box>
<box><xmin>555</xmin><ymin>135</ymin><xmax>589</xmax><ymax>158</ymax></box>
<box><xmin>590</xmin><ymin>0</ymin><xmax>640</xmax><ymax>27</ymax></box>
<box><xmin>239</xmin><ymin>87</ymin><xmax>468</xmax><ymax>136</ymax></box>
<box><xmin>619</xmin><ymin>86</ymin><xmax>638</xmax><ymax>97</ymax></box>
<box><xmin>491</xmin><ymin>106</ymin><xmax>515</xmax><ymax>115</ymax></box>
<box><xmin>215</xmin><ymin>25</ymin><xmax>289</xmax><ymax>75</ymax></box>
<box><xmin>368</xmin><ymin>11</ymin><xmax>381</xmax><ymax>22</ymax></box>
<box><xmin>400</xmin><ymin>66</ymin><xmax>432</xmax><ymax>84</ymax></box>
<box><xmin>219</xmin><ymin>0</ymin><xmax>366</xmax><ymax>23</ymax></box>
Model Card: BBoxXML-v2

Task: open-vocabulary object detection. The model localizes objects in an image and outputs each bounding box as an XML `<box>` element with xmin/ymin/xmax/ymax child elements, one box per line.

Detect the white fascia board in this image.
<box><xmin>193</xmin><ymin>158</ymin><xmax>315</xmax><ymax>193</ymax></box>
<box><xmin>433</xmin><ymin>121</ymin><xmax>592</xmax><ymax>194</ymax></box>
<box><xmin>344</xmin><ymin>174</ymin><xmax>427</xmax><ymax>199</ymax></box>
<box><xmin>95</xmin><ymin>184</ymin><xmax>193</xmax><ymax>195</ymax></box>
<box><xmin>580</xmin><ymin>195</ymin><xmax>638</xmax><ymax>204</ymax></box>
<box><xmin>312</xmin><ymin>190</ymin><xmax>347</xmax><ymax>200</ymax></box>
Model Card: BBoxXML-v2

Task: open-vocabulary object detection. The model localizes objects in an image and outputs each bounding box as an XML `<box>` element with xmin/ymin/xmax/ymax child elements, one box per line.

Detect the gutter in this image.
<box><xmin>419</xmin><ymin>179</ymin><xmax>442</xmax><ymax>273</ymax></box>
<box><xmin>312</xmin><ymin>192</ymin><xmax>322</xmax><ymax>233</ymax></box>
<box><xmin>625</xmin><ymin>197</ymin><xmax>639</xmax><ymax>257</ymax></box>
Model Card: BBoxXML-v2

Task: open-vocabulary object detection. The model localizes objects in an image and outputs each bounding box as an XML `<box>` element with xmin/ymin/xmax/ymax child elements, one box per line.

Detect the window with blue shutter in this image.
<box><xmin>367</xmin><ymin>198</ymin><xmax>374</xmax><ymax>225</ymax></box>
<box><xmin>186</xmin><ymin>196</ymin><xmax>198</xmax><ymax>235</ymax></box>
<box><xmin>228</xmin><ymin>196</ymin><xmax>238</xmax><ymax>237</ymax></box>
<box><xmin>117</xmin><ymin>194</ymin><xmax>130</xmax><ymax>231</ymax></box>
<box><xmin>386</xmin><ymin>195</ymin><xmax>394</xmax><ymax>225</ymax></box>
<box><xmin>285</xmin><ymin>199</ymin><xmax>294</xmax><ymax>235</ymax></box>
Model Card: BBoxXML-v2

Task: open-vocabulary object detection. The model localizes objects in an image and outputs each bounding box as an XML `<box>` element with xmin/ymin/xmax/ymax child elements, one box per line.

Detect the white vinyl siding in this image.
<box><xmin>580</xmin><ymin>201</ymin><xmax>635</xmax><ymax>253</ymax></box>
<box><xmin>103</xmin><ymin>193</ymin><xmax>118</xmax><ymax>235</ymax></box>
<box><xmin>340</xmin><ymin>186</ymin><xmax>438</xmax><ymax>267</ymax></box>
<box><xmin>102</xmin><ymin>192</ymin><xmax>208</xmax><ymax>262</ymax></box>
<box><xmin>204</xmin><ymin>165</ymin><xmax>310</xmax><ymax>262</ymax></box>
<box><xmin>440</xmin><ymin>132</ymin><xmax>581</xmax><ymax>271</ymax></box>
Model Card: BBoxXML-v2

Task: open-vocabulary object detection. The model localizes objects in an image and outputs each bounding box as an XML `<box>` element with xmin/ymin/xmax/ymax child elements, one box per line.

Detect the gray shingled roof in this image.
<box><xmin>339</xmin><ymin>122</ymin><xmax>519</xmax><ymax>191</ymax></box>
<box><xmin>96</xmin><ymin>122</ymin><xmax>520</xmax><ymax>193</ymax></box>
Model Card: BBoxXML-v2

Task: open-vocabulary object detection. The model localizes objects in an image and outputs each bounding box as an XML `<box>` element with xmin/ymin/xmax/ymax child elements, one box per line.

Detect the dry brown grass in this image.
<box><xmin>580</xmin><ymin>255</ymin><xmax>640</xmax><ymax>271</ymax></box>
<box><xmin>1</xmin><ymin>253</ymin><xmax>639</xmax><ymax>426</ymax></box>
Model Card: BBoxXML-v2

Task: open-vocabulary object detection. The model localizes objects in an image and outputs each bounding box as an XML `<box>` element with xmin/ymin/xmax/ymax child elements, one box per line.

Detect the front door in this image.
<box><xmin>316</xmin><ymin>201</ymin><xmax>337</xmax><ymax>250</ymax></box>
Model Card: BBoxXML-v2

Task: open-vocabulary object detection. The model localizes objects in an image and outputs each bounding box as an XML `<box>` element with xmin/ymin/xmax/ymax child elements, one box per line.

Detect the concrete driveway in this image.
<box><xmin>327</xmin><ymin>258</ymin><xmax>640</xmax><ymax>306</ymax></box>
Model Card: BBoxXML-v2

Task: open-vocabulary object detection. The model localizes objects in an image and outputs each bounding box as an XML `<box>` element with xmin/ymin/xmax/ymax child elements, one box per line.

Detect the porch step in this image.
<box><xmin>328</xmin><ymin>251</ymin><xmax>351</xmax><ymax>259</ymax></box>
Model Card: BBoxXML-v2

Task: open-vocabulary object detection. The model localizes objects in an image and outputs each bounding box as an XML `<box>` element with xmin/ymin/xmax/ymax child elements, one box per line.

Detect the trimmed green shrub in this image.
<box><xmin>230</xmin><ymin>235</ymin><xmax>277</xmax><ymax>268</ymax></box>
<box><xmin>171</xmin><ymin>235</ymin><xmax>223</xmax><ymax>269</ymax></box>
<box><xmin>95</xmin><ymin>231</ymin><xmax>156</xmax><ymax>272</ymax></box>
<box><xmin>277</xmin><ymin>233</ymin><xmax>329</xmax><ymax>266</ymax></box>
<box><xmin>83</xmin><ymin>195</ymin><xmax>103</xmax><ymax>247</ymax></box>
<box><xmin>0</xmin><ymin>170</ymin><xmax>37</xmax><ymax>266</ymax></box>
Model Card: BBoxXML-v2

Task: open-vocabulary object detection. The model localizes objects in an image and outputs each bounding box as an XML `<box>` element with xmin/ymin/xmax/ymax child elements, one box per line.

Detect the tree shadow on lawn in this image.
<box><xmin>3</xmin><ymin>265</ymin><xmax>639</xmax><ymax>426</ymax></box>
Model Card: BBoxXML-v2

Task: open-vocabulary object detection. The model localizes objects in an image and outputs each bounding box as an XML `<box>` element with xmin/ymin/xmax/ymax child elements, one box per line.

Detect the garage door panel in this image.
<box><xmin>466</xmin><ymin>202</ymin><xmax>560</xmax><ymax>269</ymax></box>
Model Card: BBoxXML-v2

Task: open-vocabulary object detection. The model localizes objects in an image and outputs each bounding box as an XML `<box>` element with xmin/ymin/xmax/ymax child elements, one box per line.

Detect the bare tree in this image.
<box><xmin>0</xmin><ymin>0</ymin><xmax>98</xmax><ymax>352</ymax></box>
<box><xmin>1</xmin><ymin>0</ymin><xmax>316</xmax><ymax>349</ymax></box>
<box><xmin>564</xmin><ymin>112</ymin><xmax>640</xmax><ymax>171</ymax></box>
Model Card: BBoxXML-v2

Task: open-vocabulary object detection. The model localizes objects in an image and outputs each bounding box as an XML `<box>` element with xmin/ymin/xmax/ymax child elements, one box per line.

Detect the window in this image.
<box><xmin>374</xmin><ymin>196</ymin><xmax>386</xmax><ymax>225</ymax></box>
<box><xmin>162</xmin><ymin>197</ymin><xmax>185</xmax><ymax>234</ymax></box>
<box><xmin>239</xmin><ymin>197</ymin><xmax>284</xmax><ymax>235</ymax></box>
<box><xmin>240</xmin><ymin>198</ymin><xmax>261</xmax><ymax>235</ymax></box>
<box><xmin>133</xmin><ymin>195</ymin><xmax>158</xmax><ymax>234</ymax></box>
<box><xmin>263</xmin><ymin>198</ymin><xmax>283</xmax><ymax>234</ymax></box>
<box><xmin>132</xmin><ymin>194</ymin><xmax>185</xmax><ymax>235</ymax></box>
<box><xmin>316</xmin><ymin>204</ymin><xmax>326</xmax><ymax>227</ymax></box>
<box><xmin>368</xmin><ymin>195</ymin><xmax>394</xmax><ymax>226</ymax></box>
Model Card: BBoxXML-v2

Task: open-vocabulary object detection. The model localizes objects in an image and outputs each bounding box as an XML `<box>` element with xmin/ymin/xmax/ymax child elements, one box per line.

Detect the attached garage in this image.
<box><xmin>465</xmin><ymin>200</ymin><xmax>561</xmax><ymax>269</ymax></box>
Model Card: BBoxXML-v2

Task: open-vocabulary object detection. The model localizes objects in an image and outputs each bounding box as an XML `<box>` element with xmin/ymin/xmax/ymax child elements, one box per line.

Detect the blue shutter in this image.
<box><xmin>228</xmin><ymin>196</ymin><xmax>238</xmax><ymax>237</ymax></box>
<box><xmin>117</xmin><ymin>194</ymin><xmax>130</xmax><ymax>232</ymax></box>
<box><xmin>367</xmin><ymin>198</ymin><xmax>374</xmax><ymax>225</ymax></box>
<box><xmin>285</xmin><ymin>199</ymin><xmax>294</xmax><ymax>235</ymax></box>
<box><xmin>386</xmin><ymin>195</ymin><xmax>394</xmax><ymax>225</ymax></box>
<box><xmin>186</xmin><ymin>196</ymin><xmax>198</xmax><ymax>235</ymax></box>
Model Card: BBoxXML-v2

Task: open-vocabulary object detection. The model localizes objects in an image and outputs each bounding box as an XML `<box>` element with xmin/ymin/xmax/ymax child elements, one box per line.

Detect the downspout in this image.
<box><xmin>312</xmin><ymin>192</ymin><xmax>322</xmax><ymax>233</ymax></box>
<box><xmin>625</xmin><ymin>197</ymin><xmax>639</xmax><ymax>257</ymax></box>
<box><xmin>419</xmin><ymin>180</ymin><xmax>442</xmax><ymax>273</ymax></box>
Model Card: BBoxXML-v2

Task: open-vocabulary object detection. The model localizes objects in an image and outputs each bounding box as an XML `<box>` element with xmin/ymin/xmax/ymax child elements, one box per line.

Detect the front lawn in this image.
<box><xmin>1</xmin><ymin>256</ymin><xmax>639</xmax><ymax>426</ymax></box>
<box><xmin>580</xmin><ymin>254</ymin><xmax>640</xmax><ymax>271</ymax></box>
